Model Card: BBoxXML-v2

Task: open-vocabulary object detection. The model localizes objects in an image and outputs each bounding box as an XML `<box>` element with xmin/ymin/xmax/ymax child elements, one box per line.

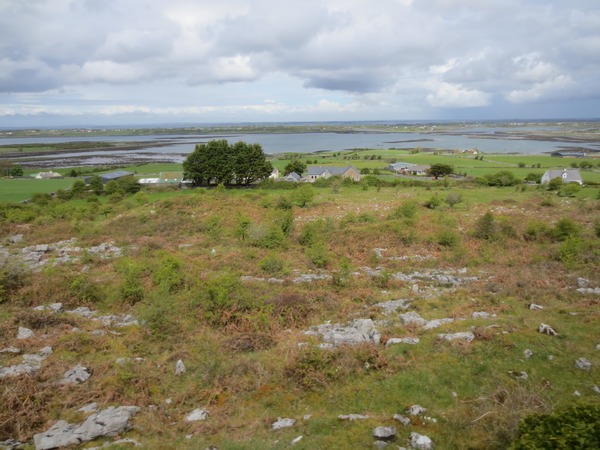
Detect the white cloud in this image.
<box><xmin>0</xmin><ymin>0</ymin><xmax>598</xmax><ymax>123</ymax></box>
<box><xmin>426</xmin><ymin>82</ymin><xmax>491</xmax><ymax>108</ymax></box>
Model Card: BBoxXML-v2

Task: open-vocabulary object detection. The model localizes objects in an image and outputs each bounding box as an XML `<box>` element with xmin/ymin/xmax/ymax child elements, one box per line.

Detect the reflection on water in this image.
<box><xmin>4</xmin><ymin>129</ymin><xmax>600</xmax><ymax>168</ymax></box>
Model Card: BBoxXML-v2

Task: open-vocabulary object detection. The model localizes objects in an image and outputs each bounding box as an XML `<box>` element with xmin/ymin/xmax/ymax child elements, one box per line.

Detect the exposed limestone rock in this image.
<box><xmin>33</xmin><ymin>406</ymin><xmax>140</xmax><ymax>450</ymax></box>
<box><xmin>472</xmin><ymin>311</ymin><xmax>495</xmax><ymax>319</ymax></box>
<box><xmin>305</xmin><ymin>319</ymin><xmax>381</xmax><ymax>347</ymax></box>
<box><xmin>17</xmin><ymin>327</ymin><xmax>34</xmax><ymax>339</ymax></box>
<box><xmin>538</xmin><ymin>323</ymin><xmax>558</xmax><ymax>336</ymax></box>
<box><xmin>33</xmin><ymin>302</ymin><xmax>63</xmax><ymax>313</ymax></box>
<box><xmin>0</xmin><ymin>346</ymin><xmax>52</xmax><ymax>379</ymax></box>
<box><xmin>410</xmin><ymin>432</ymin><xmax>434</xmax><ymax>450</ymax></box>
<box><xmin>291</xmin><ymin>436</ymin><xmax>303</xmax><ymax>445</ymax></box>
<box><xmin>175</xmin><ymin>359</ymin><xmax>186</xmax><ymax>376</ymax></box>
<box><xmin>272</xmin><ymin>417</ymin><xmax>295</xmax><ymax>430</ymax></box>
<box><xmin>338</xmin><ymin>414</ymin><xmax>370</xmax><ymax>420</ymax></box>
<box><xmin>399</xmin><ymin>312</ymin><xmax>427</xmax><ymax>327</ymax></box>
<box><xmin>67</xmin><ymin>306</ymin><xmax>96</xmax><ymax>318</ymax></box>
<box><xmin>423</xmin><ymin>318</ymin><xmax>454</xmax><ymax>330</ymax></box>
<box><xmin>78</xmin><ymin>403</ymin><xmax>99</xmax><ymax>414</ymax></box>
<box><xmin>185</xmin><ymin>408</ymin><xmax>209</xmax><ymax>422</ymax></box>
<box><xmin>577</xmin><ymin>277</ymin><xmax>590</xmax><ymax>288</ymax></box>
<box><xmin>575</xmin><ymin>358</ymin><xmax>592</xmax><ymax>371</ymax></box>
<box><xmin>437</xmin><ymin>332</ymin><xmax>475</xmax><ymax>343</ymax></box>
<box><xmin>523</xmin><ymin>349</ymin><xmax>534</xmax><ymax>359</ymax></box>
<box><xmin>373</xmin><ymin>426</ymin><xmax>396</xmax><ymax>440</ymax></box>
<box><xmin>406</xmin><ymin>405</ymin><xmax>427</xmax><ymax>416</ymax></box>
<box><xmin>386</xmin><ymin>338</ymin><xmax>420</xmax><ymax>347</ymax></box>
<box><xmin>529</xmin><ymin>304</ymin><xmax>544</xmax><ymax>310</ymax></box>
<box><xmin>393</xmin><ymin>414</ymin><xmax>411</xmax><ymax>426</ymax></box>
<box><xmin>375</xmin><ymin>299</ymin><xmax>411</xmax><ymax>314</ymax></box>
<box><xmin>60</xmin><ymin>364</ymin><xmax>91</xmax><ymax>385</ymax></box>
<box><xmin>87</xmin><ymin>438</ymin><xmax>142</xmax><ymax>449</ymax></box>
<box><xmin>576</xmin><ymin>287</ymin><xmax>600</xmax><ymax>295</ymax></box>
<box><xmin>0</xmin><ymin>346</ymin><xmax>21</xmax><ymax>354</ymax></box>
<box><xmin>0</xmin><ymin>438</ymin><xmax>22</xmax><ymax>449</ymax></box>
<box><xmin>508</xmin><ymin>370</ymin><xmax>529</xmax><ymax>381</ymax></box>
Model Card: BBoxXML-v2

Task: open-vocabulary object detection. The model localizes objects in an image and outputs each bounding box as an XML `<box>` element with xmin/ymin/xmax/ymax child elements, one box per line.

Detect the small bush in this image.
<box><xmin>436</xmin><ymin>229</ymin><xmax>461</xmax><ymax>247</ymax></box>
<box><xmin>474</xmin><ymin>211</ymin><xmax>497</xmax><ymax>240</ymax></box>
<box><xmin>389</xmin><ymin>201</ymin><xmax>418</xmax><ymax>220</ymax></box>
<box><xmin>259</xmin><ymin>255</ymin><xmax>284</xmax><ymax>274</ymax></box>
<box><xmin>424</xmin><ymin>194</ymin><xmax>441</xmax><ymax>209</ymax></box>
<box><xmin>558</xmin><ymin>183</ymin><xmax>580</xmax><ymax>197</ymax></box>
<box><xmin>510</xmin><ymin>404</ymin><xmax>600</xmax><ymax>450</ymax></box>
<box><xmin>306</xmin><ymin>243</ymin><xmax>329</xmax><ymax>268</ymax></box>
<box><xmin>551</xmin><ymin>218</ymin><xmax>580</xmax><ymax>242</ymax></box>
<box><xmin>0</xmin><ymin>258</ymin><xmax>28</xmax><ymax>303</ymax></box>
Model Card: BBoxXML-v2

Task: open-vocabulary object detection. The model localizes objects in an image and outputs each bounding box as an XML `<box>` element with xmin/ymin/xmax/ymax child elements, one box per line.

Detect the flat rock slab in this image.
<box><xmin>33</xmin><ymin>406</ymin><xmax>140</xmax><ymax>450</ymax></box>
<box><xmin>272</xmin><ymin>418</ymin><xmax>296</xmax><ymax>430</ymax></box>
<box><xmin>386</xmin><ymin>338</ymin><xmax>420</xmax><ymax>347</ymax></box>
<box><xmin>338</xmin><ymin>414</ymin><xmax>371</xmax><ymax>420</ymax></box>
<box><xmin>60</xmin><ymin>364</ymin><xmax>91</xmax><ymax>384</ymax></box>
<box><xmin>437</xmin><ymin>332</ymin><xmax>475</xmax><ymax>343</ymax></box>
<box><xmin>411</xmin><ymin>432</ymin><xmax>434</xmax><ymax>450</ymax></box>
<box><xmin>185</xmin><ymin>408</ymin><xmax>209</xmax><ymax>422</ymax></box>
<box><xmin>373</xmin><ymin>426</ymin><xmax>396</xmax><ymax>439</ymax></box>
<box><xmin>305</xmin><ymin>319</ymin><xmax>381</xmax><ymax>347</ymax></box>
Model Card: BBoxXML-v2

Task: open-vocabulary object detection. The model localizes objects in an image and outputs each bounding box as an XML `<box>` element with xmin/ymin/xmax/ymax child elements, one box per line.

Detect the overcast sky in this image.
<box><xmin>1</xmin><ymin>0</ymin><xmax>599</xmax><ymax>127</ymax></box>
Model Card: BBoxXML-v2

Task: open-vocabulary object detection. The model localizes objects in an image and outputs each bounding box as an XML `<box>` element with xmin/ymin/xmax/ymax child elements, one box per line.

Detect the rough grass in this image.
<box><xmin>0</xmin><ymin>182</ymin><xmax>599</xmax><ymax>449</ymax></box>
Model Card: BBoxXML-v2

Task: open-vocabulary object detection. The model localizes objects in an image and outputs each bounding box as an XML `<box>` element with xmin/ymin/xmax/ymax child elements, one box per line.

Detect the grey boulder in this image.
<box><xmin>33</xmin><ymin>406</ymin><xmax>140</xmax><ymax>450</ymax></box>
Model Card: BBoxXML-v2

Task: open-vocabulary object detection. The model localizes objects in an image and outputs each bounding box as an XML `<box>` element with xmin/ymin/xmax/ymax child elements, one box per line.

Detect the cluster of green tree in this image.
<box><xmin>426</xmin><ymin>163</ymin><xmax>455</xmax><ymax>179</ymax></box>
<box><xmin>284</xmin><ymin>160</ymin><xmax>307</xmax><ymax>176</ymax></box>
<box><xmin>0</xmin><ymin>162</ymin><xmax>24</xmax><ymax>177</ymax></box>
<box><xmin>571</xmin><ymin>161</ymin><xmax>597</xmax><ymax>169</ymax></box>
<box><xmin>183</xmin><ymin>140</ymin><xmax>272</xmax><ymax>186</ymax></box>
<box><xmin>476</xmin><ymin>171</ymin><xmax>521</xmax><ymax>186</ymax></box>
<box><xmin>53</xmin><ymin>175</ymin><xmax>140</xmax><ymax>201</ymax></box>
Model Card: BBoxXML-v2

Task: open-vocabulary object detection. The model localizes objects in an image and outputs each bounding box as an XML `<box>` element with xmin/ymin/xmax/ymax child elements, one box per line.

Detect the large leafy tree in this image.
<box><xmin>232</xmin><ymin>141</ymin><xmax>273</xmax><ymax>185</ymax></box>
<box><xmin>184</xmin><ymin>139</ymin><xmax>233</xmax><ymax>185</ymax></box>
<box><xmin>184</xmin><ymin>140</ymin><xmax>271</xmax><ymax>186</ymax></box>
<box><xmin>426</xmin><ymin>163</ymin><xmax>454</xmax><ymax>179</ymax></box>
<box><xmin>284</xmin><ymin>159</ymin><xmax>306</xmax><ymax>176</ymax></box>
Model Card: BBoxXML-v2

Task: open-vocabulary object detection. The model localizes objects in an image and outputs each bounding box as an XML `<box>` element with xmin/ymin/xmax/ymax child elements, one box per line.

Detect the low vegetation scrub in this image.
<box><xmin>510</xmin><ymin>403</ymin><xmax>600</xmax><ymax>449</ymax></box>
<box><xmin>1</xmin><ymin>171</ymin><xmax>598</xmax><ymax>449</ymax></box>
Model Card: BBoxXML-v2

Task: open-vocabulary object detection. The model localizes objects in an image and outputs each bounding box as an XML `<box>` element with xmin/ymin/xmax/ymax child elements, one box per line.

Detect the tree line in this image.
<box><xmin>183</xmin><ymin>140</ymin><xmax>272</xmax><ymax>186</ymax></box>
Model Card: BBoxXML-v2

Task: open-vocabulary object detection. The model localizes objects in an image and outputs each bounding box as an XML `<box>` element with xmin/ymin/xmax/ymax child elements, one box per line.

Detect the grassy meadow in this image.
<box><xmin>1</xmin><ymin>168</ymin><xmax>599</xmax><ymax>449</ymax></box>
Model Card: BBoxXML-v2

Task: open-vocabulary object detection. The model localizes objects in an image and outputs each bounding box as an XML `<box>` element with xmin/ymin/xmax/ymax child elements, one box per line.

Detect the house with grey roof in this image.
<box><xmin>99</xmin><ymin>170</ymin><xmax>134</xmax><ymax>183</ymax></box>
<box><xmin>282</xmin><ymin>172</ymin><xmax>301</xmax><ymax>182</ymax></box>
<box><xmin>306</xmin><ymin>165</ymin><xmax>361</xmax><ymax>182</ymax></box>
<box><xmin>387</xmin><ymin>162</ymin><xmax>415</xmax><ymax>173</ymax></box>
<box><xmin>541</xmin><ymin>169</ymin><xmax>583</xmax><ymax>185</ymax></box>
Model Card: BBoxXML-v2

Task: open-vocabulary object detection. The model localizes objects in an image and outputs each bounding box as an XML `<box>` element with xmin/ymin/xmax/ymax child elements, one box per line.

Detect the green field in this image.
<box><xmin>1</xmin><ymin>148</ymin><xmax>600</xmax><ymax>203</ymax></box>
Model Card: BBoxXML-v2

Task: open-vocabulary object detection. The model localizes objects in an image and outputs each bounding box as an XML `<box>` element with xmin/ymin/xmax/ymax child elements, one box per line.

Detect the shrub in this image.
<box><xmin>69</xmin><ymin>275</ymin><xmax>101</xmax><ymax>304</ymax></box>
<box><xmin>424</xmin><ymin>194</ymin><xmax>441</xmax><ymax>209</ymax></box>
<box><xmin>293</xmin><ymin>185</ymin><xmax>315</xmax><ymax>207</ymax></box>
<box><xmin>558</xmin><ymin>183</ymin><xmax>580</xmax><ymax>197</ymax></box>
<box><xmin>481</xmin><ymin>171</ymin><xmax>521</xmax><ymax>187</ymax></box>
<box><xmin>259</xmin><ymin>255</ymin><xmax>284</xmax><ymax>274</ymax></box>
<box><xmin>474</xmin><ymin>211</ymin><xmax>497</xmax><ymax>240</ymax></box>
<box><xmin>285</xmin><ymin>347</ymin><xmax>338</xmax><ymax>390</ymax></box>
<box><xmin>510</xmin><ymin>404</ymin><xmax>600</xmax><ymax>450</ymax></box>
<box><xmin>275</xmin><ymin>195</ymin><xmax>293</xmax><ymax>210</ymax></box>
<box><xmin>445</xmin><ymin>192</ymin><xmax>463</xmax><ymax>208</ymax></box>
<box><xmin>306</xmin><ymin>243</ymin><xmax>329</xmax><ymax>268</ymax></box>
<box><xmin>252</xmin><ymin>225</ymin><xmax>288</xmax><ymax>249</ymax></box>
<box><xmin>0</xmin><ymin>258</ymin><xmax>28</xmax><ymax>303</ymax></box>
<box><xmin>551</xmin><ymin>218</ymin><xmax>580</xmax><ymax>241</ymax></box>
<box><xmin>116</xmin><ymin>259</ymin><xmax>146</xmax><ymax>304</ymax></box>
<box><xmin>524</xmin><ymin>220</ymin><xmax>551</xmax><ymax>241</ymax></box>
<box><xmin>436</xmin><ymin>229</ymin><xmax>461</xmax><ymax>247</ymax></box>
<box><xmin>152</xmin><ymin>253</ymin><xmax>185</xmax><ymax>293</ymax></box>
<box><xmin>389</xmin><ymin>201</ymin><xmax>418</xmax><ymax>220</ymax></box>
<box><xmin>547</xmin><ymin>177</ymin><xmax>563</xmax><ymax>191</ymax></box>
